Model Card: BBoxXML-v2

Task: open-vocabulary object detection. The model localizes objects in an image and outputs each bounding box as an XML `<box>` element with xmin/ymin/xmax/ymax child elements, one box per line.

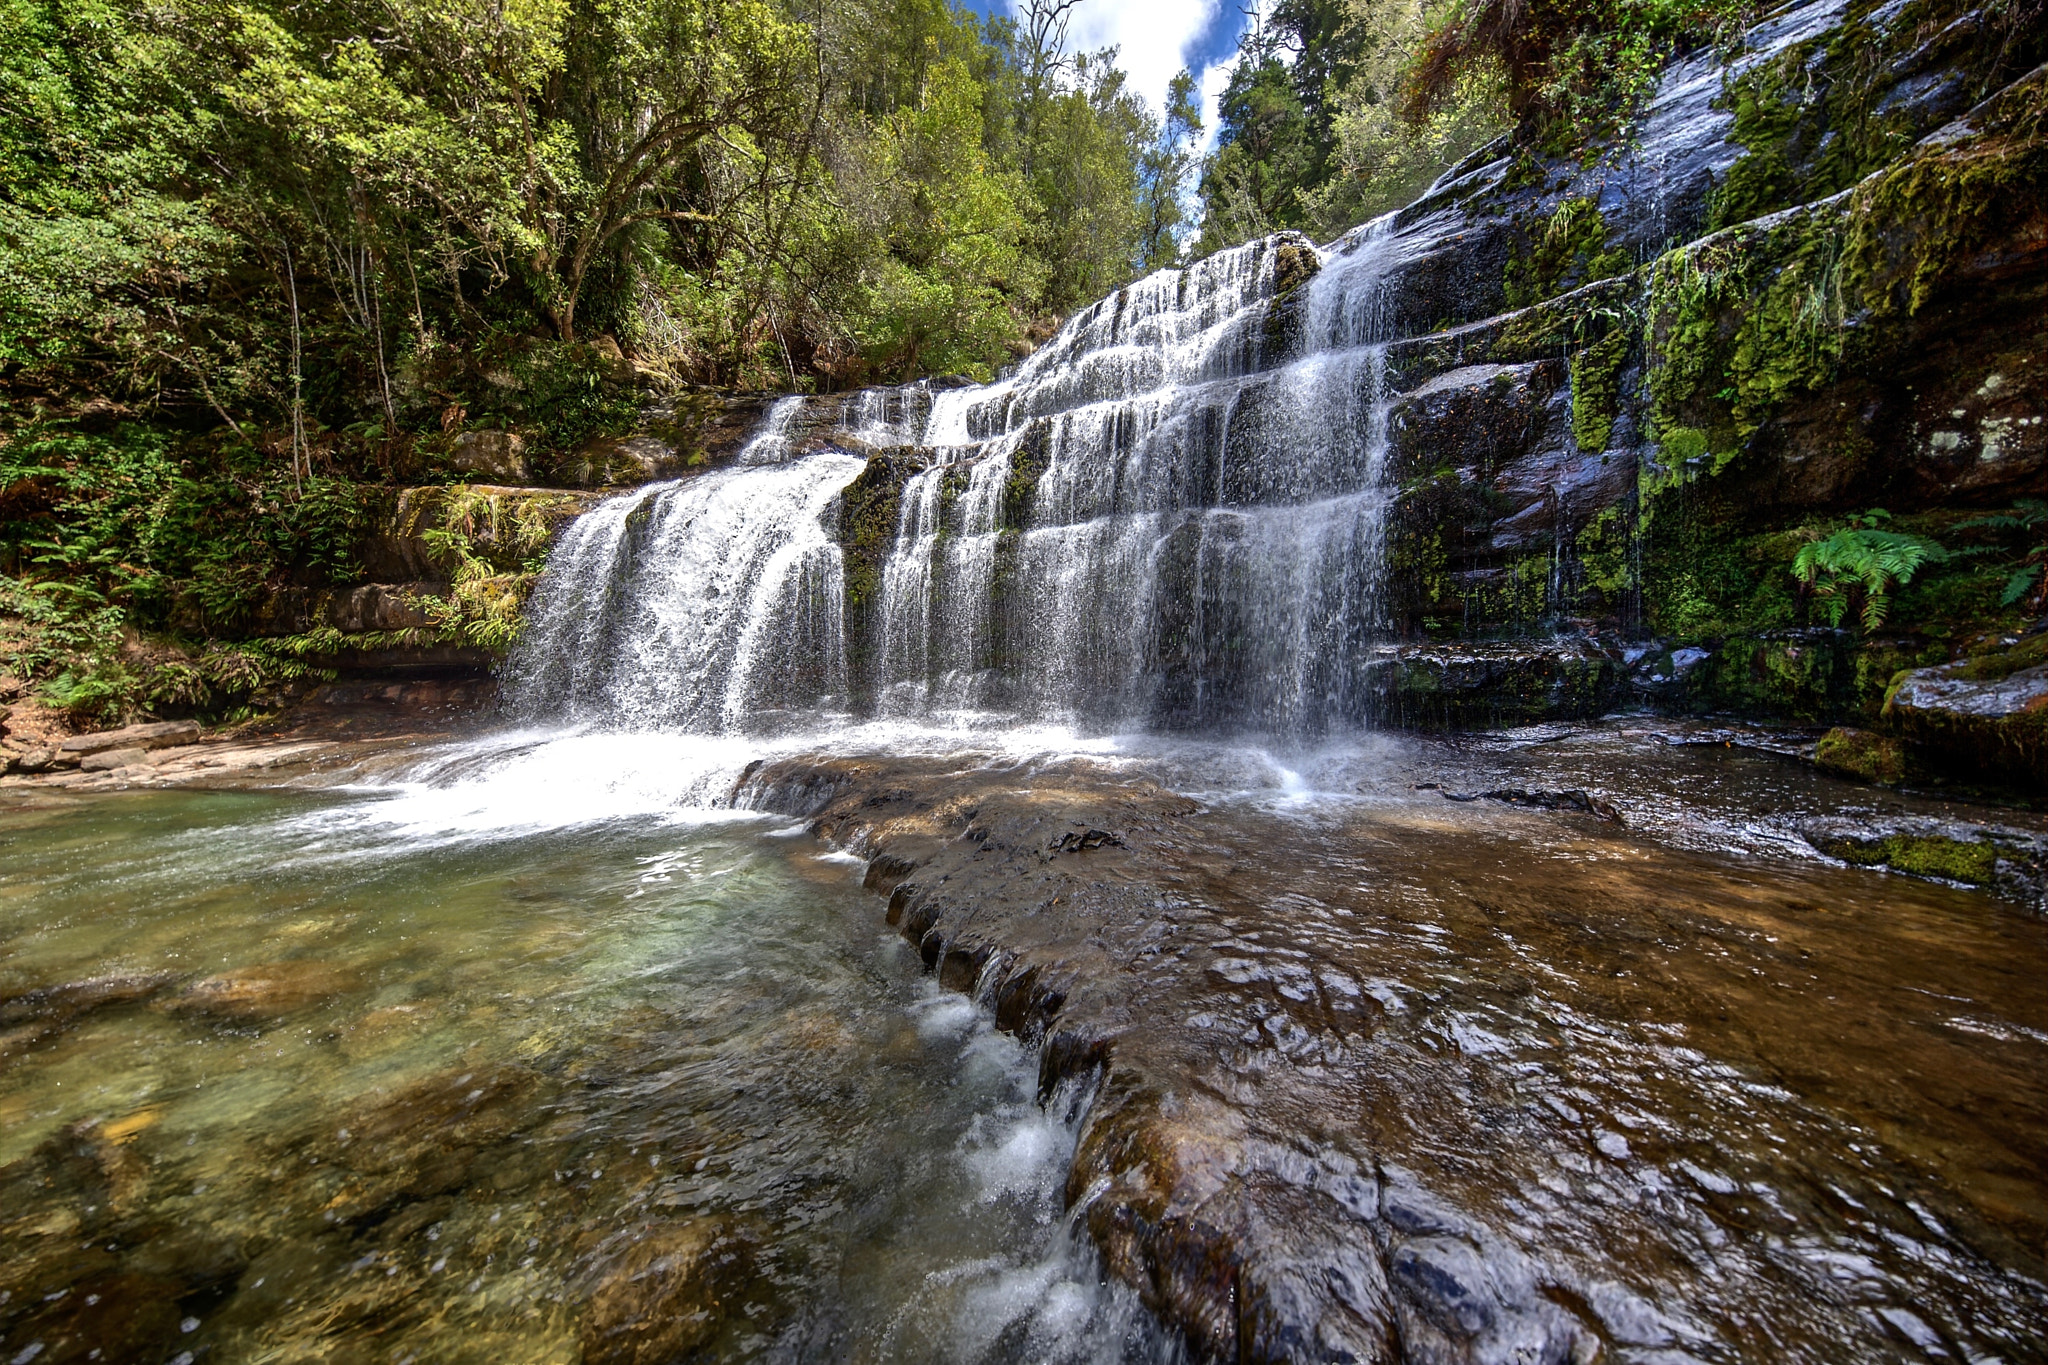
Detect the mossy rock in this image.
<box><xmin>1800</xmin><ymin>815</ymin><xmax>2048</xmax><ymax>908</ymax></box>
<box><xmin>1813</xmin><ymin>726</ymin><xmax>1907</xmax><ymax>784</ymax></box>
<box><xmin>1882</xmin><ymin>634</ymin><xmax>2048</xmax><ymax>787</ymax></box>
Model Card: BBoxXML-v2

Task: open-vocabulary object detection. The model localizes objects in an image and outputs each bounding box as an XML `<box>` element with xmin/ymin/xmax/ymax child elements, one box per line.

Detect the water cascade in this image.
<box><xmin>511</xmin><ymin>215</ymin><xmax>1445</xmax><ymax>735</ymax></box>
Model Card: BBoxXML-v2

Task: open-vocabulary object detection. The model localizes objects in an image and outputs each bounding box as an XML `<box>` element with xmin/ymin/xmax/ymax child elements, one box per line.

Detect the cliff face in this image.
<box><xmin>1337</xmin><ymin>0</ymin><xmax>2046</xmax><ymax>778</ymax></box>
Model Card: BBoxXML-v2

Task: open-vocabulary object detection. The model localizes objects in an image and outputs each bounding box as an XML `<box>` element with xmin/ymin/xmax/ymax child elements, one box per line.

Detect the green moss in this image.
<box><xmin>1486</xmin><ymin>275</ymin><xmax>1637</xmax><ymax>362</ymax></box>
<box><xmin>1503</xmin><ymin>198</ymin><xmax>1633</xmax><ymax>310</ymax></box>
<box><xmin>1574</xmin><ymin>505</ymin><xmax>1632</xmax><ymax>603</ymax></box>
<box><xmin>838</xmin><ymin>454</ymin><xmax>917</xmax><ymax>611</ymax></box>
<box><xmin>1645</xmin><ymin>63</ymin><xmax>2047</xmax><ymax>463</ymax></box>
<box><xmin>1833</xmin><ymin>833</ymin><xmax>1999</xmax><ymax>885</ymax></box>
<box><xmin>999</xmin><ymin>428</ymin><xmax>1048</xmax><ymax>531</ymax></box>
<box><xmin>1814</xmin><ymin>726</ymin><xmax>1907</xmax><ymax>783</ymax></box>
<box><xmin>1568</xmin><ymin>325</ymin><xmax>1629</xmax><ymax>452</ymax></box>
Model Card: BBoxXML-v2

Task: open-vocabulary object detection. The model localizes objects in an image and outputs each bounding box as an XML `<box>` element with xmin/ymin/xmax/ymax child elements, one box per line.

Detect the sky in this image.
<box><xmin>959</xmin><ymin>0</ymin><xmax>1252</xmax><ymax>153</ymax></box>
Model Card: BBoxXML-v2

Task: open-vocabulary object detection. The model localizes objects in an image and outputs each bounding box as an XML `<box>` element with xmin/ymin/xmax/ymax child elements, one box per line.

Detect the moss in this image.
<box><xmin>1712</xmin><ymin>0</ymin><xmax>2046</xmax><ymax>233</ymax></box>
<box><xmin>1843</xmin><ymin>65</ymin><xmax>2048</xmax><ymax>317</ymax></box>
<box><xmin>1574</xmin><ymin>505</ymin><xmax>1632</xmax><ymax>604</ymax></box>
<box><xmin>1832</xmin><ymin>833</ymin><xmax>1999</xmax><ymax>885</ymax></box>
<box><xmin>1568</xmin><ymin>324</ymin><xmax>1629</xmax><ymax>452</ymax></box>
<box><xmin>999</xmin><ymin>427</ymin><xmax>1048</xmax><ymax>531</ymax></box>
<box><xmin>1485</xmin><ymin>274</ymin><xmax>1637</xmax><ymax>363</ymax></box>
<box><xmin>1644</xmin><ymin>215</ymin><xmax>1846</xmax><ymax>450</ymax></box>
<box><xmin>1645</xmin><ymin>62</ymin><xmax>2047</xmax><ymax>460</ymax></box>
<box><xmin>837</xmin><ymin>453</ymin><xmax>918</xmax><ymax>611</ymax></box>
<box><xmin>1814</xmin><ymin>726</ymin><xmax>1907</xmax><ymax>783</ymax></box>
<box><xmin>1503</xmin><ymin>198</ymin><xmax>1633</xmax><ymax>310</ymax></box>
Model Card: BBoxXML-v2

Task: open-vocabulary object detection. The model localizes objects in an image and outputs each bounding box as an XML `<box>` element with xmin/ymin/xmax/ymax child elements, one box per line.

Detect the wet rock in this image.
<box><xmin>1814</xmin><ymin>726</ymin><xmax>1907</xmax><ymax>784</ymax></box>
<box><xmin>0</xmin><ymin>973</ymin><xmax>176</xmax><ymax>1027</ymax></box>
<box><xmin>449</xmin><ymin>429</ymin><xmax>528</xmax><ymax>481</ymax></box>
<box><xmin>1051</xmin><ymin>826</ymin><xmax>1125</xmax><ymax>852</ymax></box>
<box><xmin>1370</xmin><ymin>640</ymin><xmax>1620</xmax><ymax>730</ymax></box>
<box><xmin>1799</xmin><ymin>816</ymin><xmax>2048</xmax><ymax>911</ymax></box>
<box><xmin>580</xmin><ymin>1219</ymin><xmax>751</xmax><ymax>1365</ymax></box>
<box><xmin>56</xmin><ymin>720</ymin><xmax>200</xmax><ymax>757</ymax></box>
<box><xmin>1442</xmin><ymin>788</ymin><xmax>1624</xmax><ymax>823</ymax></box>
<box><xmin>1883</xmin><ymin>644</ymin><xmax>2048</xmax><ymax>787</ymax></box>
<box><xmin>158</xmin><ymin>961</ymin><xmax>363</xmax><ymax>1022</ymax></box>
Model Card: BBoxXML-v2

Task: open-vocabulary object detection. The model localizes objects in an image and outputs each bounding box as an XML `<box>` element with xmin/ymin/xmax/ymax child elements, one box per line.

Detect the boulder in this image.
<box><xmin>1883</xmin><ymin>645</ymin><xmax>2048</xmax><ymax>787</ymax></box>
<box><xmin>449</xmin><ymin>429</ymin><xmax>528</xmax><ymax>482</ymax></box>
<box><xmin>57</xmin><ymin>721</ymin><xmax>201</xmax><ymax>756</ymax></box>
<box><xmin>1799</xmin><ymin>815</ymin><xmax>2048</xmax><ymax>911</ymax></box>
<box><xmin>568</xmin><ymin>434</ymin><xmax>680</xmax><ymax>487</ymax></box>
<box><xmin>1813</xmin><ymin>726</ymin><xmax>1907</xmax><ymax>784</ymax></box>
<box><xmin>13</xmin><ymin>745</ymin><xmax>56</xmax><ymax>773</ymax></box>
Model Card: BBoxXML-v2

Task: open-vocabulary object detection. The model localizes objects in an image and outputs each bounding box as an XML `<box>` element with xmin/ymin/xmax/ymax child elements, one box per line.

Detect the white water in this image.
<box><xmin>509</xmin><ymin>217</ymin><xmax>1444</xmax><ymax>737</ymax></box>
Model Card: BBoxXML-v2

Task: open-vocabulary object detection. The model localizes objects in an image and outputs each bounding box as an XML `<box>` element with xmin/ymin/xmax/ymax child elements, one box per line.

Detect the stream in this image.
<box><xmin>4</xmin><ymin>724</ymin><xmax>2044</xmax><ymax>1361</ymax></box>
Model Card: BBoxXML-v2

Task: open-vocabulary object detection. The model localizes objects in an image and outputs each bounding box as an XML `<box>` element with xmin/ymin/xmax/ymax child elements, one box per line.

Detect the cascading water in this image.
<box><xmin>511</xmin><ymin>214</ymin><xmax>1440</xmax><ymax>735</ymax></box>
<box><xmin>508</xmin><ymin>454</ymin><xmax>861</xmax><ymax>729</ymax></box>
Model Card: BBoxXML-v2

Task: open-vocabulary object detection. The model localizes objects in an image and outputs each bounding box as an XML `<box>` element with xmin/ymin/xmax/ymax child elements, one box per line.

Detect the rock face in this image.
<box><xmin>726</xmin><ymin>0</ymin><xmax>2043</xmax><ymax>758</ymax></box>
<box><xmin>448</xmin><ymin>429</ymin><xmax>528</xmax><ymax>482</ymax></box>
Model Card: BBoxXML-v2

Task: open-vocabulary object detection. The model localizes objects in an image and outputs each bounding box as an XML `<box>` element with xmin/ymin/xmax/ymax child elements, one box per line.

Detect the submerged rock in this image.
<box><xmin>580</xmin><ymin>1219</ymin><xmax>751</xmax><ymax>1365</ymax></box>
<box><xmin>1441</xmin><ymin>787</ymin><xmax>1624</xmax><ymax>822</ymax></box>
<box><xmin>158</xmin><ymin>961</ymin><xmax>363</xmax><ymax>1022</ymax></box>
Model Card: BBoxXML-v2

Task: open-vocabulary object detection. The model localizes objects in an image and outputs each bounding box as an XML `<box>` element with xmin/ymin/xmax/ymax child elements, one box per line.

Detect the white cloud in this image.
<box><xmin>1194</xmin><ymin>50</ymin><xmax>1239</xmax><ymax>155</ymax></box>
<box><xmin>1003</xmin><ymin>0</ymin><xmax>1225</xmax><ymax>124</ymax></box>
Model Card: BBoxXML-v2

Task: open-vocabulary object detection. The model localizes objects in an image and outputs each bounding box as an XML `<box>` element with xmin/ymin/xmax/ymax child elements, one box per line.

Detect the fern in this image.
<box><xmin>1793</xmin><ymin>511</ymin><xmax>1947</xmax><ymax>632</ymax></box>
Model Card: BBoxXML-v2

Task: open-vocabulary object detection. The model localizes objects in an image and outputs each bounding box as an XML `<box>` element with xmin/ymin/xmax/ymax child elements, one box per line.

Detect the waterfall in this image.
<box><xmin>512</xmin><ymin>216</ymin><xmax>1433</xmax><ymax>735</ymax></box>
<box><xmin>506</xmin><ymin>454</ymin><xmax>862</xmax><ymax>730</ymax></box>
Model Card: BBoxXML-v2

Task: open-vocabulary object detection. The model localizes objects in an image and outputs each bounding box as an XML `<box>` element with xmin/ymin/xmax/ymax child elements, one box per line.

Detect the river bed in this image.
<box><xmin>2</xmin><ymin>723</ymin><xmax>2044</xmax><ymax>1362</ymax></box>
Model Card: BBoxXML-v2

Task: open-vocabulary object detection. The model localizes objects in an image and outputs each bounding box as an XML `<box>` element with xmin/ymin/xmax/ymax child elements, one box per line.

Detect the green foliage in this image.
<box><xmin>1793</xmin><ymin>511</ymin><xmax>1947</xmax><ymax>632</ymax></box>
<box><xmin>1406</xmin><ymin>0</ymin><xmax>1754</xmax><ymax>138</ymax></box>
<box><xmin>1199</xmin><ymin>0</ymin><xmax>1510</xmax><ymax>250</ymax></box>
<box><xmin>1954</xmin><ymin>499</ymin><xmax>2048</xmax><ymax>611</ymax></box>
<box><xmin>469</xmin><ymin>343</ymin><xmax>642</xmax><ymax>456</ymax></box>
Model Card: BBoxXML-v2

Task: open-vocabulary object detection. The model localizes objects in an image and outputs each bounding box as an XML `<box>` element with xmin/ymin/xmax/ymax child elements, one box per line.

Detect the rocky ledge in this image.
<box><xmin>731</xmin><ymin>745</ymin><xmax>2047</xmax><ymax>1362</ymax></box>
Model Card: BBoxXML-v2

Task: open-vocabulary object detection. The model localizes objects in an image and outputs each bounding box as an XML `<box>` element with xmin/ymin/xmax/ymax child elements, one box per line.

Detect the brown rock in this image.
<box><xmin>57</xmin><ymin>721</ymin><xmax>201</xmax><ymax>756</ymax></box>
<box><xmin>159</xmin><ymin>961</ymin><xmax>363</xmax><ymax>1022</ymax></box>
<box><xmin>80</xmin><ymin>746</ymin><xmax>151</xmax><ymax>772</ymax></box>
<box><xmin>581</xmin><ymin>1220</ymin><xmax>749</xmax><ymax>1365</ymax></box>
<box><xmin>12</xmin><ymin>744</ymin><xmax>60</xmax><ymax>772</ymax></box>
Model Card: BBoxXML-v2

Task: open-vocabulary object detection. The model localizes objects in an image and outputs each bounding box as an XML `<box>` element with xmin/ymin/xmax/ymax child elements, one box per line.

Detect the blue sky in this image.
<box><xmin>956</xmin><ymin>0</ymin><xmax>1252</xmax><ymax>150</ymax></box>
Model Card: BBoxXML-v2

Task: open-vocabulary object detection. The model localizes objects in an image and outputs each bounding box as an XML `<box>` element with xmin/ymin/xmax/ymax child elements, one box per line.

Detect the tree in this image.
<box><xmin>1137</xmin><ymin>69</ymin><xmax>1204</xmax><ymax>269</ymax></box>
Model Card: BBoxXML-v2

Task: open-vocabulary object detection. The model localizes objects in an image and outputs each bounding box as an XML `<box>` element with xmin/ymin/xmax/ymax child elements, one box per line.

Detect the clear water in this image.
<box><xmin>0</xmin><ymin>768</ymin><xmax>1170</xmax><ymax>1364</ymax></box>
